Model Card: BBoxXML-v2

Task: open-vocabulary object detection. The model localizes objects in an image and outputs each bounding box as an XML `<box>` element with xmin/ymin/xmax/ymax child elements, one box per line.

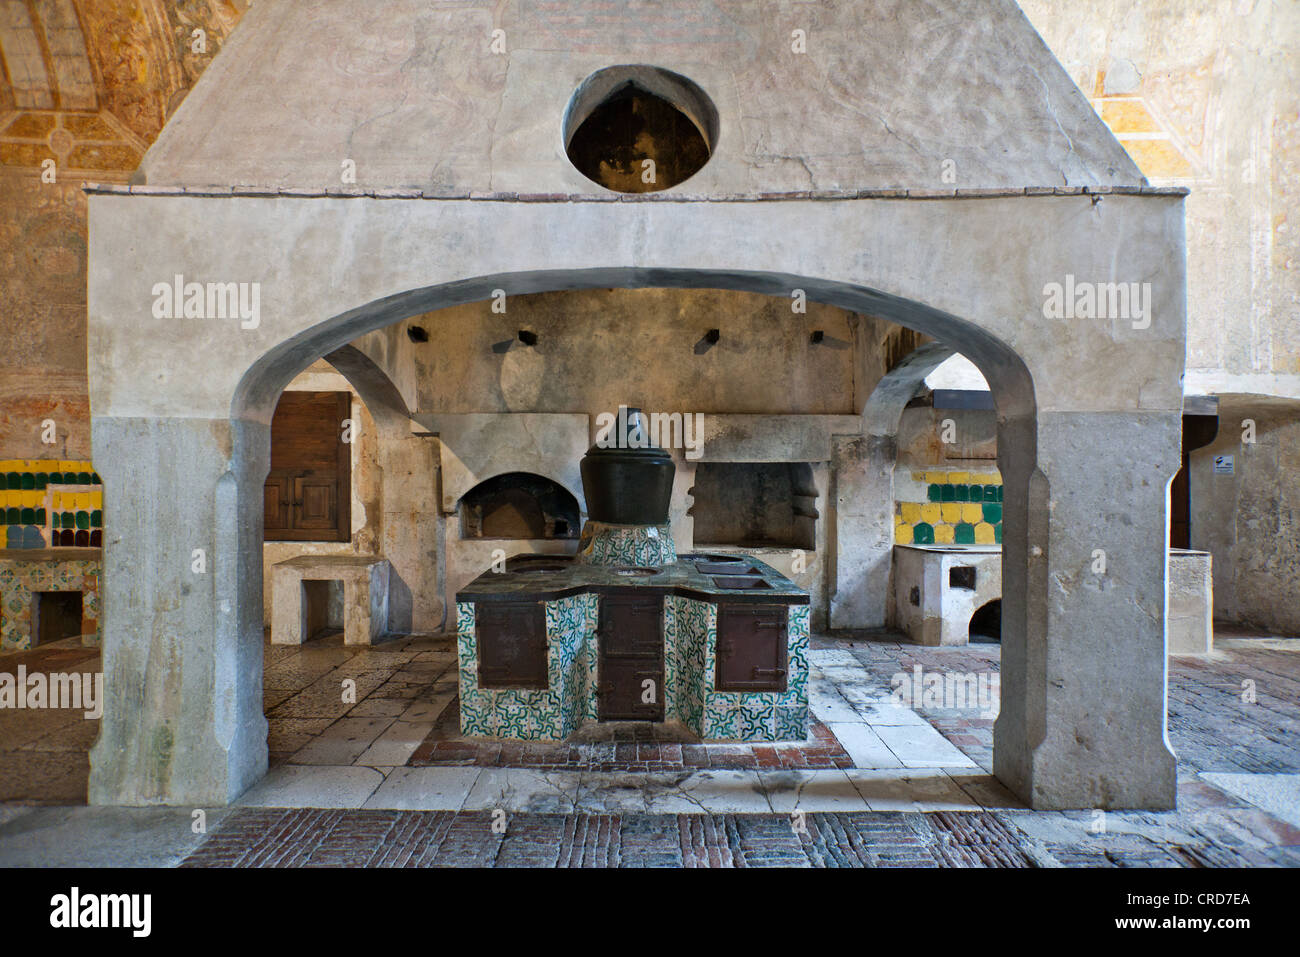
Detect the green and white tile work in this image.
<box><xmin>456</xmin><ymin>595</ymin><xmax>598</xmax><ymax>739</ymax></box>
<box><xmin>699</xmin><ymin>603</ymin><xmax>810</xmax><ymax>742</ymax></box>
<box><xmin>457</xmin><ymin>594</ymin><xmax>809</xmax><ymax>743</ymax></box>
<box><xmin>575</xmin><ymin>521</ymin><xmax>677</xmax><ymax>567</ymax></box>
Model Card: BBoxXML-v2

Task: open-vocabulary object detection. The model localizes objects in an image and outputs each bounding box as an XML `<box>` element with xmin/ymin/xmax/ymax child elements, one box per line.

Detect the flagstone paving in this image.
<box><xmin>3</xmin><ymin>629</ymin><xmax>1300</xmax><ymax>866</ymax></box>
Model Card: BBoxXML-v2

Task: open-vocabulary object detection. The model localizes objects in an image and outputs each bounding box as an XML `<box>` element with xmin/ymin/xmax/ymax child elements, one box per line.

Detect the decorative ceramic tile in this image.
<box><xmin>575</xmin><ymin>521</ymin><xmax>678</xmax><ymax>566</ymax></box>
<box><xmin>0</xmin><ymin>461</ymin><xmax>103</xmax><ymax>550</ymax></box>
<box><xmin>896</xmin><ymin>470</ymin><xmax>1003</xmax><ymax>546</ymax></box>
<box><xmin>0</xmin><ymin>554</ymin><xmax>102</xmax><ymax>651</ymax></box>
<box><xmin>458</xmin><ymin>581</ymin><xmax>807</xmax><ymax>743</ymax></box>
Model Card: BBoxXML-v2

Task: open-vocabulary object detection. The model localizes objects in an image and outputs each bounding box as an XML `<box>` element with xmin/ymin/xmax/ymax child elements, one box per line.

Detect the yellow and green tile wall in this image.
<box><xmin>0</xmin><ymin>460</ymin><xmax>103</xmax><ymax>549</ymax></box>
<box><xmin>895</xmin><ymin>469</ymin><xmax>1003</xmax><ymax>546</ymax></box>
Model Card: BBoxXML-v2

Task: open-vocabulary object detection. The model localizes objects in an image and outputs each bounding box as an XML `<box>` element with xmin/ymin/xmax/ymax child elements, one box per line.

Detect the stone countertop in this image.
<box><xmin>271</xmin><ymin>555</ymin><xmax>389</xmax><ymax>569</ymax></box>
<box><xmin>457</xmin><ymin>555</ymin><xmax>809</xmax><ymax>605</ymax></box>
<box><xmin>894</xmin><ymin>544</ymin><xmax>1002</xmax><ymax>554</ymax></box>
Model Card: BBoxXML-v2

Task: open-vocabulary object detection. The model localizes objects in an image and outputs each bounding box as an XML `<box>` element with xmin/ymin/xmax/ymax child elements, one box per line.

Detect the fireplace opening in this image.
<box><xmin>969</xmin><ymin>599</ymin><xmax>1002</xmax><ymax>644</ymax></box>
<box><xmin>300</xmin><ymin>579</ymin><xmax>344</xmax><ymax>641</ymax></box>
<box><xmin>690</xmin><ymin>462</ymin><xmax>818</xmax><ymax>550</ymax></box>
<box><xmin>31</xmin><ymin>591</ymin><xmax>82</xmax><ymax>646</ymax></box>
<box><xmin>459</xmin><ymin>472</ymin><xmax>581</xmax><ymax>540</ymax></box>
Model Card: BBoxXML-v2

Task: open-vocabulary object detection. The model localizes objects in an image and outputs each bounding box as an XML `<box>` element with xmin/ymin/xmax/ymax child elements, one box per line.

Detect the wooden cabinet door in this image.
<box><xmin>716</xmin><ymin>604</ymin><xmax>788</xmax><ymax>692</ymax></box>
<box><xmin>263</xmin><ymin>391</ymin><xmax>351</xmax><ymax>542</ymax></box>
<box><xmin>598</xmin><ymin>595</ymin><xmax>664</xmax><ymax>721</ymax></box>
<box><xmin>263</xmin><ymin>473</ymin><xmax>291</xmax><ymax>534</ymax></box>
<box><xmin>477</xmin><ymin>602</ymin><xmax>548</xmax><ymax>689</ymax></box>
<box><xmin>293</xmin><ymin>472</ymin><xmax>338</xmax><ymax>532</ymax></box>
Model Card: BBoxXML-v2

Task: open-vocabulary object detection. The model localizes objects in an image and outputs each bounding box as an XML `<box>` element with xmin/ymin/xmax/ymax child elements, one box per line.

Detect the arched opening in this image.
<box><xmin>563</xmin><ymin>66</ymin><xmax>718</xmax><ymax>193</ymax></box>
<box><xmin>459</xmin><ymin>472</ymin><xmax>580</xmax><ymax>540</ymax></box>
<box><xmin>85</xmin><ymin>265</ymin><xmax>1041</xmax><ymax>808</ymax></box>
<box><xmin>969</xmin><ymin>599</ymin><xmax>1002</xmax><ymax>644</ymax></box>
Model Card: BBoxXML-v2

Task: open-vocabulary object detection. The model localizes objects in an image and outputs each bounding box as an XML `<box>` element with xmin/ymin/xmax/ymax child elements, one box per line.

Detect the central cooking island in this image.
<box><xmin>455</xmin><ymin>407</ymin><xmax>810</xmax><ymax>743</ymax></box>
<box><xmin>456</xmin><ymin>553</ymin><xmax>810</xmax><ymax>742</ymax></box>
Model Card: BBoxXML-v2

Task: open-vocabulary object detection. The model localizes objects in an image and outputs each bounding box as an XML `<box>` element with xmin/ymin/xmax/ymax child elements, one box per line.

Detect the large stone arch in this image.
<box><xmin>86</xmin><ymin>193</ymin><xmax>1184</xmax><ymax>810</ymax></box>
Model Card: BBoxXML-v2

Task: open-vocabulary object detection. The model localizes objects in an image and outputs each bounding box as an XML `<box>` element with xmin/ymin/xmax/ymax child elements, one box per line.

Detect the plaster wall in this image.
<box><xmin>392</xmin><ymin>288</ymin><xmax>868</xmax><ymax>417</ymax></box>
<box><xmin>1022</xmin><ymin>0</ymin><xmax>1300</xmax><ymax>397</ymax></box>
<box><xmin>1189</xmin><ymin>396</ymin><xmax>1300</xmax><ymax>636</ymax></box>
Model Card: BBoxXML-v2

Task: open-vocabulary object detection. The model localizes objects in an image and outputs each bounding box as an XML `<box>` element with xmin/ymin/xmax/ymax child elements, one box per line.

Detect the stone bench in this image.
<box><xmin>271</xmin><ymin>555</ymin><xmax>391</xmax><ymax>646</ymax></box>
<box><xmin>892</xmin><ymin>544</ymin><xmax>1002</xmax><ymax>645</ymax></box>
<box><xmin>1168</xmin><ymin>549</ymin><xmax>1213</xmax><ymax>655</ymax></box>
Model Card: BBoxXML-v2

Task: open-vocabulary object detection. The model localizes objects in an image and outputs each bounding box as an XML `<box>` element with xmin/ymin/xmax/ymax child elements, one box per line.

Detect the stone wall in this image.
<box><xmin>390</xmin><ymin>288</ymin><xmax>875</xmax><ymax>416</ymax></box>
<box><xmin>1021</xmin><ymin>0</ymin><xmax>1300</xmax><ymax>394</ymax></box>
<box><xmin>1190</xmin><ymin>396</ymin><xmax>1300</xmax><ymax>636</ymax></box>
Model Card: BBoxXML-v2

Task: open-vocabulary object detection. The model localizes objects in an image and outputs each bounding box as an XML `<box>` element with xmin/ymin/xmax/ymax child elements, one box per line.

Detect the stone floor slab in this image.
<box><xmin>846</xmin><ymin>768</ymin><xmax>983</xmax><ymax>812</ymax></box>
<box><xmin>237</xmin><ymin>765</ymin><xmax>384</xmax><ymax>808</ymax></box>
<box><xmin>361</xmin><ymin>766</ymin><xmax>480</xmax><ymax>810</ymax></box>
<box><xmin>463</xmin><ymin>768</ymin><xmax>582</xmax><ymax>813</ymax></box>
<box><xmin>760</xmin><ymin>769</ymin><xmax>871</xmax><ymax>813</ymax></box>
<box><xmin>827</xmin><ymin>722</ymin><xmax>905</xmax><ymax>769</ymax></box>
<box><xmin>873</xmin><ymin>723</ymin><xmax>979</xmax><ymax>768</ymax></box>
<box><xmin>1200</xmin><ymin>773</ymin><xmax>1300</xmax><ymax>831</ymax></box>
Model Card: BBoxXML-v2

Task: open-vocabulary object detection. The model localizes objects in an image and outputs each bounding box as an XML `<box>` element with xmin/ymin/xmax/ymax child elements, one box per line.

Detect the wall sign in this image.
<box><xmin>1213</xmin><ymin>454</ymin><xmax>1235</xmax><ymax>476</ymax></box>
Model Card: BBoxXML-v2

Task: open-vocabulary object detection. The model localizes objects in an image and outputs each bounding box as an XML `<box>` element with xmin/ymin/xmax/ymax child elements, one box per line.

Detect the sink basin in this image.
<box><xmin>697</xmin><ymin>562</ymin><xmax>760</xmax><ymax>575</ymax></box>
<box><xmin>613</xmin><ymin>566</ymin><xmax>660</xmax><ymax>577</ymax></box>
<box><xmin>710</xmin><ymin>576</ymin><xmax>773</xmax><ymax>590</ymax></box>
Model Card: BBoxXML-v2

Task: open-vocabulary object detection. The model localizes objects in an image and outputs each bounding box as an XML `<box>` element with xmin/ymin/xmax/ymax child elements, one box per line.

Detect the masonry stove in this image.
<box><xmin>455</xmin><ymin>408</ymin><xmax>810</xmax><ymax>742</ymax></box>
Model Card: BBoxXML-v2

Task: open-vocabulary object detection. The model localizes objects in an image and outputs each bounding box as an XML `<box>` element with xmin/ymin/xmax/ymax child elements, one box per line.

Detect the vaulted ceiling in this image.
<box><xmin>0</xmin><ymin>0</ymin><xmax>245</xmax><ymax>176</ymax></box>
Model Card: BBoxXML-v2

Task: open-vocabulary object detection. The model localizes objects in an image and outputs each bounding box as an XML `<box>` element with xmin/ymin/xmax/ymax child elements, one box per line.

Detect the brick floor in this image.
<box><xmin>179</xmin><ymin>803</ymin><xmax>1300</xmax><ymax>868</ymax></box>
<box><xmin>180</xmin><ymin>807</ymin><xmax>1038</xmax><ymax>868</ymax></box>
<box><xmin>7</xmin><ymin>630</ymin><xmax>1300</xmax><ymax>871</ymax></box>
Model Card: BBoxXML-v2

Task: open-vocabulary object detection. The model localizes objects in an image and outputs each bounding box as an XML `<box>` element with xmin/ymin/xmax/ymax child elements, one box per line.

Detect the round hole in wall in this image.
<box><xmin>563</xmin><ymin>65</ymin><xmax>718</xmax><ymax>193</ymax></box>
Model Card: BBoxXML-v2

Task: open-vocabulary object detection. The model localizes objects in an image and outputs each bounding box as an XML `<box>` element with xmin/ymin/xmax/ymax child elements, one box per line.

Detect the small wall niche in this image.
<box><xmin>31</xmin><ymin>591</ymin><xmax>83</xmax><ymax>645</ymax></box>
<box><xmin>690</xmin><ymin>462</ymin><xmax>818</xmax><ymax>550</ymax></box>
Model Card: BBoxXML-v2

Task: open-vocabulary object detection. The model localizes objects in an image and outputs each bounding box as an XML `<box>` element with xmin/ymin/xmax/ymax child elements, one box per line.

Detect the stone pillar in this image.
<box><xmin>88</xmin><ymin>416</ymin><xmax>268</xmax><ymax>806</ymax></box>
<box><xmin>378</xmin><ymin>434</ymin><xmax>444</xmax><ymax>633</ymax></box>
<box><xmin>829</xmin><ymin>434</ymin><xmax>896</xmax><ymax>629</ymax></box>
<box><xmin>995</xmin><ymin>410</ymin><xmax>1179</xmax><ymax>810</ymax></box>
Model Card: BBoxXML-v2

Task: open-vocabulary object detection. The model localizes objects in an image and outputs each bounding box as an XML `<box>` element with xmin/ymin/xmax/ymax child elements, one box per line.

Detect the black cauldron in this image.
<box><xmin>580</xmin><ymin>407</ymin><xmax>675</xmax><ymax>525</ymax></box>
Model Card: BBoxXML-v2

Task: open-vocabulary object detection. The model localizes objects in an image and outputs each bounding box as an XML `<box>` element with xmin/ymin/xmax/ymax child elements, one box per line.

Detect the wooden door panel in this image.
<box><xmin>293</xmin><ymin>473</ymin><xmax>337</xmax><ymax>531</ymax></box>
<box><xmin>263</xmin><ymin>474</ymin><xmax>290</xmax><ymax>533</ymax></box>
<box><xmin>716</xmin><ymin>604</ymin><xmax>788</xmax><ymax>692</ymax></box>
<box><xmin>598</xmin><ymin>595</ymin><xmax>664</xmax><ymax>721</ymax></box>
<box><xmin>477</xmin><ymin>602</ymin><xmax>548</xmax><ymax>689</ymax></box>
<box><xmin>264</xmin><ymin>391</ymin><xmax>351</xmax><ymax>542</ymax></box>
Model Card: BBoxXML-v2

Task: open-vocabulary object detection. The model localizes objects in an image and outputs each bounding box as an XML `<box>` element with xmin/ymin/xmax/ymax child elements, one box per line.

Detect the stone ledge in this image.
<box><xmin>83</xmin><ymin>184</ymin><xmax>1191</xmax><ymax>199</ymax></box>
